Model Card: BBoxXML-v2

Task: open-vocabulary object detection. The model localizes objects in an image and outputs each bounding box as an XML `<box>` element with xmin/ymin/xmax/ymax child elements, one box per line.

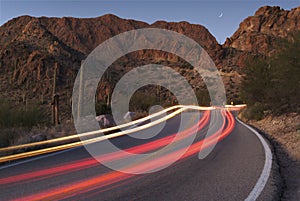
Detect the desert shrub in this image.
<box><xmin>195</xmin><ymin>89</ymin><xmax>210</xmax><ymax>106</ymax></box>
<box><xmin>0</xmin><ymin>128</ymin><xmax>24</xmax><ymax>148</ymax></box>
<box><xmin>240</xmin><ymin>32</ymin><xmax>300</xmax><ymax>119</ymax></box>
<box><xmin>240</xmin><ymin>57</ymin><xmax>272</xmax><ymax>106</ymax></box>
<box><xmin>240</xmin><ymin>103</ymin><xmax>264</xmax><ymax>121</ymax></box>
<box><xmin>95</xmin><ymin>102</ymin><xmax>112</xmax><ymax>115</ymax></box>
<box><xmin>129</xmin><ymin>91</ymin><xmax>160</xmax><ymax>112</ymax></box>
<box><xmin>0</xmin><ymin>129</ymin><xmax>12</xmax><ymax>148</ymax></box>
<box><xmin>0</xmin><ymin>100</ymin><xmax>48</xmax><ymax>129</ymax></box>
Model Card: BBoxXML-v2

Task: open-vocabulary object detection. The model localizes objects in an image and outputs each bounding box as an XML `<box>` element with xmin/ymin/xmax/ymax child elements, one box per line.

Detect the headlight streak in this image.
<box><xmin>0</xmin><ymin>105</ymin><xmax>216</xmax><ymax>163</ymax></box>
<box><xmin>0</xmin><ymin>105</ymin><xmax>189</xmax><ymax>153</ymax></box>
<box><xmin>8</xmin><ymin>109</ymin><xmax>236</xmax><ymax>201</ymax></box>
<box><xmin>0</xmin><ymin>106</ymin><xmax>184</xmax><ymax>163</ymax></box>
<box><xmin>0</xmin><ymin>105</ymin><xmax>240</xmax><ymax>157</ymax></box>
<box><xmin>0</xmin><ymin>111</ymin><xmax>210</xmax><ymax>186</ymax></box>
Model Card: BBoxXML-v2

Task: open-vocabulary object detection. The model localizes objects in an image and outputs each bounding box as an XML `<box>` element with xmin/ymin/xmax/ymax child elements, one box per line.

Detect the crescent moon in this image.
<box><xmin>218</xmin><ymin>13</ymin><xmax>223</xmax><ymax>18</ymax></box>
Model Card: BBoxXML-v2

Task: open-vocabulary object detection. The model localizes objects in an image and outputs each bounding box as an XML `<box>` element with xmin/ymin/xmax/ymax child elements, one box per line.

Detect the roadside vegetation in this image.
<box><xmin>241</xmin><ymin>32</ymin><xmax>300</xmax><ymax>201</ymax></box>
<box><xmin>0</xmin><ymin>100</ymin><xmax>48</xmax><ymax>129</ymax></box>
<box><xmin>0</xmin><ymin>99</ymin><xmax>49</xmax><ymax>148</ymax></box>
<box><xmin>240</xmin><ymin>32</ymin><xmax>300</xmax><ymax>120</ymax></box>
<box><xmin>95</xmin><ymin>88</ymin><xmax>212</xmax><ymax>117</ymax></box>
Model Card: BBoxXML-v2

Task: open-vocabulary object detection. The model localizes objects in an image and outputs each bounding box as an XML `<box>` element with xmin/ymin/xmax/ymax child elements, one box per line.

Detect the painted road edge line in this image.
<box><xmin>236</xmin><ymin>117</ymin><xmax>273</xmax><ymax>201</ymax></box>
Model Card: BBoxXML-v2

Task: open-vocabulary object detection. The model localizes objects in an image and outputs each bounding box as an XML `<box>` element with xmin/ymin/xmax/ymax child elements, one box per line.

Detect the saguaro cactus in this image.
<box><xmin>77</xmin><ymin>60</ymin><xmax>85</xmax><ymax>119</ymax></box>
<box><xmin>51</xmin><ymin>63</ymin><xmax>60</xmax><ymax>125</ymax></box>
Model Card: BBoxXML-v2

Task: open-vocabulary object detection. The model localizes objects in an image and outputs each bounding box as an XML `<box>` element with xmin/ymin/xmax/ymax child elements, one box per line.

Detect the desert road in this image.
<box><xmin>0</xmin><ymin>109</ymin><xmax>273</xmax><ymax>201</ymax></box>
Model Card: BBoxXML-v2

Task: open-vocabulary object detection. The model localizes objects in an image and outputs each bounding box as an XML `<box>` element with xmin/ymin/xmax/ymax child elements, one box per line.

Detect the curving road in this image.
<box><xmin>0</xmin><ymin>109</ymin><xmax>273</xmax><ymax>201</ymax></box>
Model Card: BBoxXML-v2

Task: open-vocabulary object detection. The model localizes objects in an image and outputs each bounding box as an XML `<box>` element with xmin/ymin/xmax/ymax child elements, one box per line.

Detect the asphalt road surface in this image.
<box><xmin>0</xmin><ymin>110</ymin><xmax>273</xmax><ymax>201</ymax></box>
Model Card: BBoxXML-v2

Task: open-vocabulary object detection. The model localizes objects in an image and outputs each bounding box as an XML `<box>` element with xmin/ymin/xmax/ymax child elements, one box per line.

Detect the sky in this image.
<box><xmin>0</xmin><ymin>0</ymin><xmax>299</xmax><ymax>44</ymax></box>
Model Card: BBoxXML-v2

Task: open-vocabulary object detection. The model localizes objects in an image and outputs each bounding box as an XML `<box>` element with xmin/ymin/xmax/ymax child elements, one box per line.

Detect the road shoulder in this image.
<box><xmin>247</xmin><ymin>113</ymin><xmax>300</xmax><ymax>201</ymax></box>
<box><xmin>236</xmin><ymin>118</ymin><xmax>282</xmax><ymax>201</ymax></box>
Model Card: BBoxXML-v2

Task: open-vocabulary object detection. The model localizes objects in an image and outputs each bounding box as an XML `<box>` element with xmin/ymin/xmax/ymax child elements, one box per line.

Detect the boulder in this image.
<box><xmin>96</xmin><ymin>114</ymin><xmax>116</xmax><ymax>129</ymax></box>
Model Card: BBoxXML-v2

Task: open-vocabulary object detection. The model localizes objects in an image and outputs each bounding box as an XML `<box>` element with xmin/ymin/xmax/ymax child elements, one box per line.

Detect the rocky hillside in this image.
<box><xmin>224</xmin><ymin>6</ymin><xmax>300</xmax><ymax>54</ymax></box>
<box><xmin>0</xmin><ymin>6</ymin><xmax>299</xmax><ymax>121</ymax></box>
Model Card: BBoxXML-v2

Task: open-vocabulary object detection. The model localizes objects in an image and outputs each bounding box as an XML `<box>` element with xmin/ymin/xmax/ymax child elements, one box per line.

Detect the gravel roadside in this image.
<box><xmin>248</xmin><ymin>113</ymin><xmax>300</xmax><ymax>201</ymax></box>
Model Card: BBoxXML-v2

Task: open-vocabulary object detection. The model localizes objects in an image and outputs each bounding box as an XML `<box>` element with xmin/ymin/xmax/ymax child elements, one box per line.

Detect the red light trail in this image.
<box><xmin>4</xmin><ymin>109</ymin><xmax>235</xmax><ymax>201</ymax></box>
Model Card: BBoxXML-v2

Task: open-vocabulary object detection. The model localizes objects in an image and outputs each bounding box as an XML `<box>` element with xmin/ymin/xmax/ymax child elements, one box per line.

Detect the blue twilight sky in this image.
<box><xmin>0</xmin><ymin>0</ymin><xmax>299</xmax><ymax>44</ymax></box>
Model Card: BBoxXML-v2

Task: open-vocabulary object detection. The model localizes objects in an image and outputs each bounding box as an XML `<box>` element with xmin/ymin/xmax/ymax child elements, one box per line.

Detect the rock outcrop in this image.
<box><xmin>224</xmin><ymin>6</ymin><xmax>300</xmax><ymax>54</ymax></box>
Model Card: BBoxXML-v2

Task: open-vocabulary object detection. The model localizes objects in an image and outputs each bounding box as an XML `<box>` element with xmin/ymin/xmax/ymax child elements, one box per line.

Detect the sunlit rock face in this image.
<box><xmin>224</xmin><ymin>6</ymin><xmax>300</xmax><ymax>54</ymax></box>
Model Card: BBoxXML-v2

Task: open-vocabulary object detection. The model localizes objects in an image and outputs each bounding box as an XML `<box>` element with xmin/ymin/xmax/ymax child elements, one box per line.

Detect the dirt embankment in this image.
<box><xmin>248</xmin><ymin>113</ymin><xmax>300</xmax><ymax>201</ymax></box>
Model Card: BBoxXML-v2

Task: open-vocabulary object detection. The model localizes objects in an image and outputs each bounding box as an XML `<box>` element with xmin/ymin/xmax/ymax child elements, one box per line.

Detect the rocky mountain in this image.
<box><xmin>224</xmin><ymin>6</ymin><xmax>300</xmax><ymax>54</ymax></box>
<box><xmin>0</xmin><ymin>6</ymin><xmax>299</xmax><ymax>121</ymax></box>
